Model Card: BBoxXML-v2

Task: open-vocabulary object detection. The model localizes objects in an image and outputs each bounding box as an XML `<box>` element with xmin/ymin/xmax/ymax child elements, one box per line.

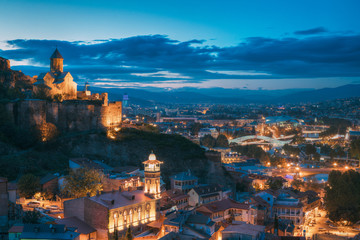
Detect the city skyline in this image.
<box><xmin>1</xmin><ymin>0</ymin><xmax>360</xmax><ymax>90</ymax></box>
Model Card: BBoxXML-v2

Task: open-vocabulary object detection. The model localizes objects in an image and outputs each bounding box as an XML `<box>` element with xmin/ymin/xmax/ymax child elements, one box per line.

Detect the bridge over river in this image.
<box><xmin>229</xmin><ymin>135</ymin><xmax>292</xmax><ymax>147</ymax></box>
<box><xmin>272</xmin><ymin>167</ymin><xmax>357</xmax><ymax>178</ymax></box>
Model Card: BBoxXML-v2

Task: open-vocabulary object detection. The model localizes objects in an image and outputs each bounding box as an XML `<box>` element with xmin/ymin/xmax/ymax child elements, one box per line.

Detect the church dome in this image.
<box><xmin>148</xmin><ymin>153</ymin><xmax>156</xmax><ymax>161</ymax></box>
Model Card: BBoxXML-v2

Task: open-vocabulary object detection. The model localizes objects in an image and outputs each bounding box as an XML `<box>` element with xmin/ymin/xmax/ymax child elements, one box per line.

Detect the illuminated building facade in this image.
<box><xmin>63</xmin><ymin>153</ymin><xmax>163</xmax><ymax>240</ymax></box>
<box><xmin>143</xmin><ymin>153</ymin><xmax>163</xmax><ymax>199</ymax></box>
<box><xmin>33</xmin><ymin>49</ymin><xmax>78</xmax><ymax>99</ymax></box>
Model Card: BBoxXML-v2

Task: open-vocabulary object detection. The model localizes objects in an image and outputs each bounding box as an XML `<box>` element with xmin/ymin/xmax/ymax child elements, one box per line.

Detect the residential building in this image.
<box><xmin>161</xmin><ymin>190</ymin><xmax>189</xmax><ymax>212</ymax></box>
<box><xmin>20</xmin><ymin>224</ymin><xmax>80</xmax><ymax>240</ymax></box>
<box><xmin>188</xmin><ymin>184</ymin><xmax>223</xmax><ymax>207</ymax></box>
<box><xmin>40</xmin><ymin>173</ymin><xmax>58</xmax><ymax>195</ymax></box>
<box><xmin>55</xmin><ymin>217</ymin><xmax>97</xmax><ymax>240</ymax></box>
<box><xmin>8</xmin><ymin>224</ymin><xmax>23</xmax><ymax>240</ymax></box>
<box><xmin>196</xmin><ymin>198</ymin><xmax>253</xmax><ymax>224</ymax></box>
<box><xmin>255</xmin><ymin>189</ymin><xmax>321</xmax><ymax>227</ymax></box>
<box><xmin>162</xmin><ymin>211</ymin><xmax>218</xmax><ymax>239</ymax></box>
<box><xmin>69</xmin><ymin>158</ymin><xmax>113</xmax><ymax>175</ymax></box>
<box><xmin>170</xmin><ymin>170</ymin><xmax>198</xmax><ymax>193</ymax></box>
<box><xmin>0</xmin><ymin>177</ymin><xmax>8</xmax><ymax>234</ymax></box>
<box><xmin>221</xmin><ymin>222</ymin><xmax>265</xmax><ymax>240</ymax></box>
<box><xmin>222</xmin><ymin>152</ymin><xmax>245</xmax><ymax>164</ymax></box>
<box><xmin>198</xmin><ymin>128</ymin><xmax>219</xmax><ymax>139</ymax></box>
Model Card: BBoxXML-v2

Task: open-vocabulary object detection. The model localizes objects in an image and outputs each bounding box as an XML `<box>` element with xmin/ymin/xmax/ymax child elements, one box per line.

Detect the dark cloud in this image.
<box><xmin>294</xmin><ymin>27</ymin><xmax>328</xmax><ymax>35</ymax></box>
<box><xmin>1</xmin><ymin>32</ymin><xmax>360</xmax><ymax>86</ymax></box>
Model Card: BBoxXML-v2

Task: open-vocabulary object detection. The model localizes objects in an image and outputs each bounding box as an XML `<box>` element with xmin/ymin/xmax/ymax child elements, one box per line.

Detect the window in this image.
<box><xmin>129</xmin><ymin>209</ymin><xmax>133</xmax><ymax>223</ymax></box>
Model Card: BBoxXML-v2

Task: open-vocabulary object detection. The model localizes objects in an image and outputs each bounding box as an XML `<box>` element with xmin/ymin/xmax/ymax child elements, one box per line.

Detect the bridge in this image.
<box><xmin>229</xmin><ymin>135</ymin><xmax>292</xmax><ymax>147</ymax></box>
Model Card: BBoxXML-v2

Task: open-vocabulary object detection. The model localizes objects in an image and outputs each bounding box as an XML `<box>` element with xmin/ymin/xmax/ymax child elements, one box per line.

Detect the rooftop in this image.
<box><xmin>21</xmin><ymin>224</ymin><xmax>80</xmax><ymax>240</ymax></box>
<box><xmin>89</xmin><ymin>190</ymin><xmax>153</xmax><ymax>209</ymax></box>
<box><xmin>55</xmin><ymin>217</ymin><xmax>96</xmax><ymax>235</ymax></box>
<box><xmin>222</xmin><ymin>223</ymin><xmax>265</xmax><ymax>237</ymax></box>
<box><xmin>171</xmin><ymin>170</ymin><xmax>198</xmax><ymax>181</ymax></box>
<box><xmin>51</xmin><ymin>49</ymin><xmax>63</xmax><ymax>59</ymax></box>
<box><xmin>196</xmin><ymin>199</ymin><xmax>249</xmax><ymax>215</ymax></box>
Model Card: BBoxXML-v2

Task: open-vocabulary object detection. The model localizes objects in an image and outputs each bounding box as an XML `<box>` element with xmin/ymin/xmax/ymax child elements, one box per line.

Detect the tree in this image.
<box><xmin>200</xmin><ymin>135</ymin><xmax>216</xmax><ymax>148</ymax></box>
<box><xmin>215</xmin><ymin>134</ymin><xmax>229</xmax><ymax>148</ymax></box>
<box><xmin>350</xmin><ymin>139</ymin><xmax>360</xmax><ymax>159</ymax></box>
<box><xmin>274</xmin><ymin>214</ymin><xmax>279</xmax><ymax>236</ymax></box>
<box><xmin>190</xmin><ymin>123</ymin><xmax>203</xmax><ymax>136</ymax></box>
<box><xmin>125</xmin><ymin>227</ymin><xmax>133</xmax><ymax>240</ymax></box>
<box><xmin>265</xmin><ymin>178</ymin><xmax>284</xmax><ymax>190</ymax></box>
<box><xmin>23</xmin><ymin>209</ymin><xmax>41</xmax><ymax>224</ymax></box>
<box><xmin>325</xmin><ymin>170</ymin><xmax>360</xmax><ymax>224</ymax></box>
<box><xmin>291</xmin><ymin>179</ymin><xmax>304</xmax><ymax>190</ymax></box>
<box><xmin>18</xmin><ymin>174</ymin><xmax>40</xmax><ymax>199</ymax></box>
<box><xmin>32</xmin><ymin>85</ymin><xmax>52</xmax><ymax>101</ymax></box>
<box><xmin>304</xmin><ymin>144</ymin><xmax>317</xmax><ymax>156</ymax></box>
<box><xmin>291</xmin><ymin>135</ymin><xmax>305</xmax><ymax>144</ymax></box>
<box><xmin>62</xmin><ymin>168</ymin><xmax>104</xmax><ymax>198</ymax></box>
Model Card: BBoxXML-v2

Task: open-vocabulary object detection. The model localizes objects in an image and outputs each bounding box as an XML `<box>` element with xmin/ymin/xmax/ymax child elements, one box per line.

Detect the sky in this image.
<box><xmin>1</xmin><ymin>0</ymin><xmax>360</xmax><ymax>90</ymax></box>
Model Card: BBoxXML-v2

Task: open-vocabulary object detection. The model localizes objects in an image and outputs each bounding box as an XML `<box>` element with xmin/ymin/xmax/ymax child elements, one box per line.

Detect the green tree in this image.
<box><xmin>32</xmin><ymin>85</ymin><xmax>52</xmax><ymax>101</ymax></box>
<box><xmin>18</xmin><ymin>174</ymin><xmax>40</xmax><ymax>198</ymax></box>
<box><xmin>350</xmin><ymin>139</ymin><xmax>360</xmax><ymax>159</ymax></box>
<box><xmin>190</xmin><ymin>123</ymin><xmax>203</xmax><ymax>136</ymax></box>
<box><xmin>291</xmin><ymin>179</ymin><xmax>304</xmax><ymax>190</ymax></box>
<box><xmin>215</xmin><ymin>134</ymin><xmax>229</xmax><ymax>148</ymax></box>
<box><xmin>200</xmin><ymin>135</ymin><xmax>216</xmax><ymax>148</ymax></box>
<box><xmin>23</xmin><ymin>209</ymin><xmax>41</xmax><ymax>224</ymax></box>
<box><xmin>291</xmin><ymin>135</ymin><xmax>305</xmax><ymax>144</ymax></box>
<box><xmin>265</xmin><ymin>178</ymin><xmax>284</xmax><ymax>190</ymax></box>
<box><xmin>304</xmin><ymin>144</ymin><xmax>317</xmax><ymax>156</ymax></box>
<box><xmin>62</xmin><ymin>168</ymin><xmax>104</xmax><ymax>198</ymax></box>
<box><xmin>325</xmin><ymin>170</ymin><xmax>360</xmax><ymax>224</ymax></box>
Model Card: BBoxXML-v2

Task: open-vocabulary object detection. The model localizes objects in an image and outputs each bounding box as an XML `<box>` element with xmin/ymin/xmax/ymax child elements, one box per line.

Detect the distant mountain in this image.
<box><xmin>87</xmin><ymin>84</ymin><xmax>359</xmax><ymax>105</ymax></box>
<box><xmin>273</xmin><ymin>84</ymin><xmax>360</xmax><ymax>103</ymax></box>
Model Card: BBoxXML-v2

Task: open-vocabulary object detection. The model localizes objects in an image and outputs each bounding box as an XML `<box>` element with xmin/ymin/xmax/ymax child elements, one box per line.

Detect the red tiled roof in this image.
<box><xmin>196</xmin><ymin>199</ymin><xmax>249</xmax><ymax>214</ymax></box>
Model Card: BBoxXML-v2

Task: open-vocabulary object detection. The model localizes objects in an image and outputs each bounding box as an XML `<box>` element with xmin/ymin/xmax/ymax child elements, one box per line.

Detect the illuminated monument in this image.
<box><xmin>143</xmin><ymin>152</ymin><xmax>163</xmax><ymax>199</ymax></box>
<box><xmin>34</xmin><ymin>48</ymin><xmax>77</xmax><ymax>99</ymax></box>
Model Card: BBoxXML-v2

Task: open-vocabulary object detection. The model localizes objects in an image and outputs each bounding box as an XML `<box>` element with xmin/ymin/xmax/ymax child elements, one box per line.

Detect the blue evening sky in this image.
<box><xmin>1</xmin><ymin>0</ymin><xmax>360</xmax><ymax>89</ymax></box>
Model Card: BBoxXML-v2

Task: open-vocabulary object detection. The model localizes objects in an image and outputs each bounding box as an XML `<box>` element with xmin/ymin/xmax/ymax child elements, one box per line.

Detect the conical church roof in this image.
<box><xmin>50</xmin><ymin>48</ymin><xmax>63</xmax><ymax>59</ymax></box>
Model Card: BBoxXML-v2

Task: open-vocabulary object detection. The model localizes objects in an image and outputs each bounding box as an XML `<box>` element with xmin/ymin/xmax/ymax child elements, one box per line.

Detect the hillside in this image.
<box><xmin>0</xmin><ymin>128</ymin><xmax>209</xmax><ymax>185</ymax></box>
<box><xmin>0</xmin><ymin>57</ymin><xmax>34</xmax><ymax>99</ymax></box>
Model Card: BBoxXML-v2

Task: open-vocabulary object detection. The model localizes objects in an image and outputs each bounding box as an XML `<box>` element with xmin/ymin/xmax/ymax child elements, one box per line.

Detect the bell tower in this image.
<box><xmin>143</xmin><ymin>152</ymin><xmax>163</xmax><ymax>199</ymax></box>
<box><xmin>50</xmin><ymin>48</ymin><xmax>63</xmax><ymax>72</ymax></box>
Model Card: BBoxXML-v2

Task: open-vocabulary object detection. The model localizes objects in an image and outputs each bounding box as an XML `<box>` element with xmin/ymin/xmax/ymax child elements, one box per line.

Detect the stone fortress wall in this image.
<box><xmin>5</xmin><ymin>99</ymin><xmax>122</xmax><ymax>132</ymax></box>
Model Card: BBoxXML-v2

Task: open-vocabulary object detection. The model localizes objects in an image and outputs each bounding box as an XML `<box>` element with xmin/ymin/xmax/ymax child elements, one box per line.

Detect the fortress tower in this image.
<box><xmin>143</xmin><ymin>152</ymin><xmax>163</xmax><ymax>199</ymax></box>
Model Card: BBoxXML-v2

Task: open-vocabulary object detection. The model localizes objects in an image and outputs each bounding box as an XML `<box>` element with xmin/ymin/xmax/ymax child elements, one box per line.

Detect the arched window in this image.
<box><xmin>123</xmin><ymin>210</ymin><xmax>127</xmax><ymax>225</ymax></box>
<box><xmin>113</xmin><ymin>212</ymin><xmax>118</xmax><ymax>227</ymax></box>
<box><xmin>138</xmin><ymin>207</ymin><xmax>141</xmax><ymax>221</ymax></box>
<box><xmin>129</xmin><ymin>209</ymin><xmax>133</xmax><ymax>223</ymax></box>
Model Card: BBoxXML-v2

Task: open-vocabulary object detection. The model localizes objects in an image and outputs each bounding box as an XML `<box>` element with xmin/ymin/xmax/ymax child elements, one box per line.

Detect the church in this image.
<box><xmin>33</xmin><ymin>49</ymin><xmax>77</xmax><ymax>99</ymax></box>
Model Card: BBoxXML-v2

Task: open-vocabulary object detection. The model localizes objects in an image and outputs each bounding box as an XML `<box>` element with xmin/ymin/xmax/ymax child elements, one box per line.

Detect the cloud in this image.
<box><xmin>0</xmin><ymin>32</ymin><xmax>360</xmax><ymax>88</ymax></box>
<box><xmin>294</xmin><ymin>27</ymin><xmax>328</xmax><ymax>35</ymax></box>
<box><xmin>131</xmin><ymin>70</ymin><xmax>191</xmax><ymax>79</ymax></box>
<box><xmin>206</xmin><ymin>70</ymin><xmax>271</xmax><ymax>76</ymax></box>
